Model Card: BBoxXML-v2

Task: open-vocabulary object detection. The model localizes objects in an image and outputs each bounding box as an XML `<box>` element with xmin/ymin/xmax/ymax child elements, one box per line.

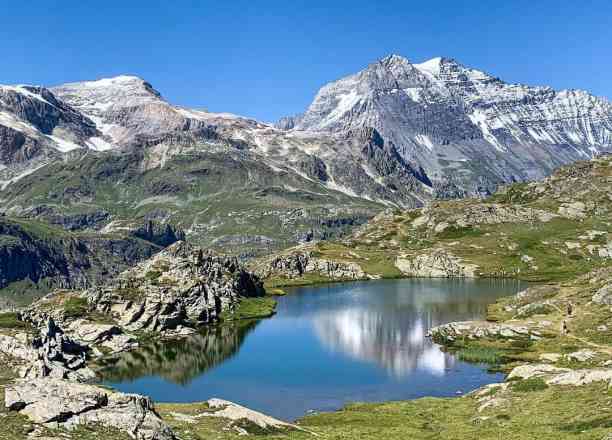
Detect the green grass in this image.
<box><xmin>456</xmin><ymin>345</ymin><xmax>504</xmax><ymax>364</ymax></box>
<box><xmin>157</xmin><ymin>381</ymin><xmax>612</xmax><ymax>440</ymax></box>
<box><xmin>510</xmin><ymin>377</ymin><xmax>549</xmax><ymax>392</ymax></box>
<box><xmin>0</xmin><ymin>313</ymin><xmax>27</xmax><ymax>329</ymax></box>
<box><xmin>63</xmin><ymin>297</ymin><xmax>89</xmax><ymax>319</ymax></box>
<box><xmin>436</xmin><ymin>226</ymin><xmax>485</xmax><ymax>240</ymax></box>
<box><xmin>221</xmin><ymin>296</ymin><xmax>277</xmax><ymax>321</ymax></box>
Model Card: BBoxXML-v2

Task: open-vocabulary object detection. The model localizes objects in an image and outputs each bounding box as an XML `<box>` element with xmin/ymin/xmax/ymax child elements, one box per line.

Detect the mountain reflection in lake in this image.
<box><xmin>104</xmin><ymin>278</ymin><xmax>525</xmax><ymax>421</ymax></box>
<box><xmin>99</xmin><ymin>320</ymin><xmax>259</xmax><ymax>385</ymax></box>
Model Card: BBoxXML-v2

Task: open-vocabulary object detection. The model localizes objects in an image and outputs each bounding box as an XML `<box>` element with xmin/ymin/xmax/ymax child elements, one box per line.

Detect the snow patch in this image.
<box><xmin>414</xmin><ymin>134</ymin><xmax>434</xmax><ymax>151</ymax></box>
<box><xmin>46</xmin><ymin>135</ymin><xmax>83</xmax><ymax>152</ymax></box>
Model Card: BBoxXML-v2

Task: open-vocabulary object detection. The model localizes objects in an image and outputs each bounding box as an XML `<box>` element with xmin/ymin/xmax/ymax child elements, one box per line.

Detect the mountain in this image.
<box><xmin>0</xmin><ymin>55</ymin><xmax>610</xmax><ymax>255</ymax></box>
<box><xmin>287</xmin><ymin>54</ymin><xmax>612</xmax><ymax>196</ymax></box>
<box><xmin>256</xmin><ymin>155</ymin><xmax>612</xmax><ymax>287</ymax></box>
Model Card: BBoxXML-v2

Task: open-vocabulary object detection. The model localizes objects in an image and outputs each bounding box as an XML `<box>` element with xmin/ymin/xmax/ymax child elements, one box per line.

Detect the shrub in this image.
<box><xmin>457</xmin><ymin>345</ymin><xmax>503</xmax><ymax>364</ymax></box>
<box><xmin>511</xmin><ymin>377</ymin><xmax>548</xmax><ymax>392</ymax></box>
<box><xmin>0</xmin><ymin>313</ymin><xmax>26</xmax><ymax>329</ymax></box>
<box><xmin>63</xmin><ymin>297</ymin><xmax>89</xmax><ymax>319</ymax></box>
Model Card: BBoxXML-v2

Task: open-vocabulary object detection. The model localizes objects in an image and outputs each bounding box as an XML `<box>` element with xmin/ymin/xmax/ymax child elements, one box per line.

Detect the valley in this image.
<box><xmin>0</xmin><ymin>54</ymin><xmax>611</xmax><ymax>439</ymax></box>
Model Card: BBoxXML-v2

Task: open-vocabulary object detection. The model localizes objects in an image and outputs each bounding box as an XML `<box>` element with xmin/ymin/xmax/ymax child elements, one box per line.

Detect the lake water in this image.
<box><xmin>101</xmin><ymin>278</ymin><xmax>525</xmax><ymax>421</ymax></box>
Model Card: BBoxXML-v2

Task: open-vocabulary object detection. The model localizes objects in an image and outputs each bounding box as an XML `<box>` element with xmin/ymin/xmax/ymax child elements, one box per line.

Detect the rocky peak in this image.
<box><xmin>51</xmin><ymin>75</ymin><xmax>164</xmax><ymax>116</ymax></box>
<box><xmin>0</xmin><ymin>84</ymin><xmax>98</xmax><ymax>138</ymax></box>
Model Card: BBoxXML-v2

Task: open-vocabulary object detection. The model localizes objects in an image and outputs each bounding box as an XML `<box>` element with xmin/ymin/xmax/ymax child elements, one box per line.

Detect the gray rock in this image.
<box><xmin>86</xmin><ymin>241</ymin><xmax>265</xmax><ymax>334</ymax></box>
<box><xmin>395</xmin><ymin>249</ymin><xmax>479</xmax><ymax>278</ymax></box>
<box><xmin>254</xmin><ymin>247</ymin><xmax>365</xmax><ymax>281</ymax></box>
<box><xmin>429</xmin><ymin>320</ymin><xmax>533</xmax><ymax>342</ymax></box>
<box><xmin>593</xmin><ymin>284</ymin><xmax>612</xmax><ymax>305</ymax></box>
<box><xmin>5</xmin><ymin>378</ymin><xmax>174</xmax><ymax>440</ymax></box>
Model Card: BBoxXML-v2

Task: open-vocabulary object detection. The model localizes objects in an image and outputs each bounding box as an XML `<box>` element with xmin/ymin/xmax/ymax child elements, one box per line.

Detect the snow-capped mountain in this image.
<box><xmin>287</xmin><ymin>54</ymin><xmax>612</xmax><ymax>195</ymax></box>
<box><xmin>1</xmin><ymin>54</ymin><xmax>611</xmax><ymax>206</ymax></box>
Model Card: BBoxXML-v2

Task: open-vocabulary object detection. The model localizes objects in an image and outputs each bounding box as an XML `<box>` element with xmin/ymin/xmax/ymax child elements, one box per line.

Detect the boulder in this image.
<box><xmin>566</xmin><ymin>350</ymin><xmax>597</xmax><ymax>362</ymax></box>
<box><xmin>593</xmin><ymin>284</ymin><xmax>612</xmax><ymax>305</ymax></box>
<box><xmin>429</xmin><ymin>321</ymin><xmax>532</xmax><ymax>343</ymax></box>
<box><xmin>507</xmin><ymin>364</ymin><xmax>571</xmax><ymax>380</ymax></box>
<box><xmin>202</xmin><ymin>398</ymin><xmax>298</xmax><ymax>431</ymax></box>
<box><xmin>395</xmin><ymin>249</ymin><xmax>478</xmax><ymax>278</ymax></box>
<box><xmin>546</xmin><ymin>369</ymin><xmax>612</xmax><ymax>387</ymax></box>
<box><xmin>5</xmin><ymin>378</ymin><xmax>174</xmax><ymax>440</ymax></box>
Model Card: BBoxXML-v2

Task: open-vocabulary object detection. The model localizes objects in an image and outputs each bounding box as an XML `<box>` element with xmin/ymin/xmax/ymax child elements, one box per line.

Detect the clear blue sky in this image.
<box><xmin>2</xmin><ymin>0</ymin><xmax>610</xmax><ymax>122</ymax></box>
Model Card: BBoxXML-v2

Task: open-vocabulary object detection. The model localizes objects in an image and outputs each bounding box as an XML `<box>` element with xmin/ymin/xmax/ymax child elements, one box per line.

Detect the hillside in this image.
<box><xmin>0</xmin><ymin>216</ymin><xmax>181</xmax><ymax>302</ymax></box>
<box><xmin>255</xmin><ymin>155</ymin><xmax>612</xmax><ymax>286</ymax></box>
<box><xmin>2</xmin><ymin>55</ymin><xmax>612</xmax><ymax>255</ymax></box>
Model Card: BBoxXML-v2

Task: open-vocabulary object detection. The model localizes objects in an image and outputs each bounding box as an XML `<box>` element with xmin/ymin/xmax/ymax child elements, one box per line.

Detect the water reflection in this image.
<box><xmin>99</xmin><ymin>320</ymin><xmax>259</xmax><ymax>385</ymax></box>
<box><xmin>102</xmin><ymin>278</ymin><xmax>524</xmax><ymax>420</ymax></box>
<box><xmin>314</xmin><ymin>309</ymin><xmax>454</xmax><ymax>376</ymax></box>
<box><xmin>309</xmin><ymin>278</ymin><xmax>521</xmax><ymax>377</ymax></box>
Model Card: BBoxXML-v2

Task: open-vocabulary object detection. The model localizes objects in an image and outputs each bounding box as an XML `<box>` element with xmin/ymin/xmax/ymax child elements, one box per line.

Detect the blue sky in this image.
<box><xmin>2</xmin><ymin>0</ymin><xmax>610</xmax><ymax>122</ymax></box>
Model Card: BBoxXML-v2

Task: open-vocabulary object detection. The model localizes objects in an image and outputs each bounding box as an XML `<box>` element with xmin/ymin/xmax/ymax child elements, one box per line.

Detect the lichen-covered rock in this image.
<box><xmin>86</xmin><ymin>241</ymin><xmax>264</xmax><ymax>334</ymax></box>
<box><xmin>254</xmin><ymin>248</ymin><xmax>365</xmax><ymax>281</ymax></box>
<box><xmin>429</xmin><ymin>320</ymin><xmax>533</xmax><ymax>343</ymax></box>
<box><xmin>593</xmin><ymin>284</ymin><xmax>612</xmax><ymax>305</ymax></box>
<box><xmin>395</xmin><ymin>249</ymin><xmax>479</xmax><ymax>278</ymax></box>
<box><xmin>507</xmin><ymin>364</ymin><xmax>571</xmax><ymax>380</ymax></box>
<box><xmin>5</xmin><ymin>378</ymin><xmax>174</xmax><ymax>440</ymax></box>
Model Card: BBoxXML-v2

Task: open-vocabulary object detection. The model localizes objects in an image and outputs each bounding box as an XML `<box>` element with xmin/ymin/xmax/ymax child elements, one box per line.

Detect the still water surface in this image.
<box><xmin>103</xmin><ymin>278</ymin><xmax>525</xmax><ymax>420</ymax></box>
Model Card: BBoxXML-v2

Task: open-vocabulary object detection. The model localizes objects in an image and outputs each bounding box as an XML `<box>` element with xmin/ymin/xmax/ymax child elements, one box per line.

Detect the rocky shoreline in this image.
<box><xmin>0</xmin><ymin>241</ymin><xmax>279</xmax><ymax>439</ymax></box>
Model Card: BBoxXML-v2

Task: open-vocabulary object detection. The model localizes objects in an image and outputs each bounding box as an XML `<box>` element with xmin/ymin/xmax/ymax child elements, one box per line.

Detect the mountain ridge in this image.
<box><xmin>1</xmin><ymin>55</ymin><xmax>611</xmax><ymax>254</ymax></box>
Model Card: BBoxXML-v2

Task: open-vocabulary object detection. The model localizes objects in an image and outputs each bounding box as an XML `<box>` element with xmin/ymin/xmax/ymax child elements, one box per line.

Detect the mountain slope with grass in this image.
<box><xmin>255</xmin><ymin>155</ymin><xmax>612</xmax><ymax>287</ymax></box>
<box><xmin>0</xmin><ymin>216</ymin><xmax>177</xmax><ymax>302</ymax></box>
<box><xmin>2</xmin><ymin>55</ymin><xmax>612</xmax><ymax>256</ymax></box>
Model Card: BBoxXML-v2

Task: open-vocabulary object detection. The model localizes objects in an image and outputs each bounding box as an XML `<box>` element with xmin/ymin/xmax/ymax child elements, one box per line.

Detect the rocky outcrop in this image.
<box><xmin>5</xmin><ymin>378</ymin><xmax>174</xmax><ymax>440</ymax></box>
<box><xmin>131</xmin><ymin>221</ymin><xmax>186</xmax><ymax>247</ymax></box>
<box><xmin>429</xmin><ymin>320</ymin><xmax>536</xmax><ymax>343</ymax></box>
<box><xmin>254</xmin><ymin>248</ymin><xmax>366</xmax><ymax>281</ymax></box>
<box><xmin>0</xmin><ymin>217</ymin><xmax>162</xmax><ymax>294</ymax></box>
<box><xmin>412</xmin><ymin>203</ymin><xmax>557</xmax><ymax>233</ymax></box>
<box><xmin>83</xmin><ymin>241</ymin><xmax>264</xmax><ymax>335</ymax></box>
<box><xmin>593</xmin><ymin>284</ymin><xmax>612</xmax><ymax>305</ymax></box>
<box><xmin>395</xmin><ymin>249</ymin><xmax>479</xmax><ymax>277</ymax></box>
<box><xmin>0</xmin><ymin>318</ymin><xmax>95</xmax><ymax>382</ymax></box>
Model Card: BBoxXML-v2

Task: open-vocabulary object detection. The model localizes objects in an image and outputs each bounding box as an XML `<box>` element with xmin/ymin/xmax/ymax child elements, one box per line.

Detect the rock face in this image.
<box><xmin>5</xmin><ymin>378</ymin><xmax>174</xmax><ymax>440</ymax></box>
<box><xmin>253</xmin><ymin>248</ymin><xmax>366</xmax><ymax>281</ymax></box>
<box><xmin>86</xmin><ymin>241</ymin><xmax>265</xmax><ymax>334</ymax></box>
<box><xmin>0</xmin><ymin>216</ymin><xmax>163</xmax><ymax>294</ymax></box>
<box><xmin>395</xmin><ymin>250</ymin><xmax>479</xmax><ymax>277</ymax></box>
<box><xmin>0</xmin><ymin>84</ymin><xmax>98</xmax><ymax>175</ymax></box>
<box><xmin>289</xmin><ymin>54</ymin><xmax>612</xmax><ymax>197</ymax></box>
